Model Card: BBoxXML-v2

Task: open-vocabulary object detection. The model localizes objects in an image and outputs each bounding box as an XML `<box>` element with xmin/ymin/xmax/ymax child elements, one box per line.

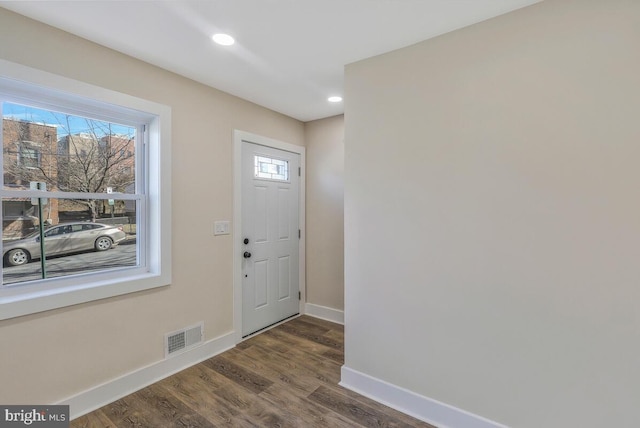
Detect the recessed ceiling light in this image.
<box><xmin>212</xmin><ymin>33</ymin><xmax>235</xmax><ymax>46</ymax></box>
<box><xmin>328</xmin><ymin>96</ymin><xmax>343</xmax><ymax>103</ymax></box>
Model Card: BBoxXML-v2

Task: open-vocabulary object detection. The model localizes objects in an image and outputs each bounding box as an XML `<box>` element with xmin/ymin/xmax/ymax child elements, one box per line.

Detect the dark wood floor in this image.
<box><xmin>72</xmin><ymin>315</ymin><xmax>434</xmax><ymax>427</ymax></box>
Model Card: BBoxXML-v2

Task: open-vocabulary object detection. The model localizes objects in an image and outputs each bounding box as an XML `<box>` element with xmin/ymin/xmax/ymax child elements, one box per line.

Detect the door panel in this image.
<box><xmin>254</xmin><ymin>260</ymin><xmax>268</xmax><ymax>308</ymax></box>
<box><xmin>254</xmin><ymin>186</ymin><xmax>268</xmax><ymax>242</ymax></box>
<box><xmin>242</xmin><ymin>141</ymin><xmax>300</xmax><ymax>336</ymax></box>
<box><xmin>278</xmin><ymin>188</ymin><xmax>290</xmax><ymax>240</ymax></box>
<box><xmin>278</xmin><ymin>256</ymin><xmax>290</xmax><ymax>300</ymax></box>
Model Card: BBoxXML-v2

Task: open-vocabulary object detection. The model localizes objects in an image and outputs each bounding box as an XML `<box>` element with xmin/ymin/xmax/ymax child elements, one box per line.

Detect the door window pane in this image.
<box><xmin>254</xmin><ymin>155</ymin><xmax>289</xmax><ymax>181</ymax></box>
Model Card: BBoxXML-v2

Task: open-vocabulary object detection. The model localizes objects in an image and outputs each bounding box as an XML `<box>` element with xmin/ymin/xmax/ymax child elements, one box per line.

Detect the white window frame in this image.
<box><xmin>0</xmin><ymin>60</ymin><xmax>171</xmax><ymax>321</ymax></box>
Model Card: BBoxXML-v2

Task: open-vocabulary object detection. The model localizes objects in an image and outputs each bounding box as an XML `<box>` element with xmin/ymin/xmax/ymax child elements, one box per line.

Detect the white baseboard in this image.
<box><xmin>58</xmin><ymin>332</ymin><xmax>236</xmax><ymax>420</ymax></box>
<box><xmin>340</xmin><ymin>366</ymin><xmax>507</xmax><ymax>428</ymax></box>
<box><xmin>304</xmin><ymin>303</ymin><xmax>344</xmax><ymax>325</ymax></box>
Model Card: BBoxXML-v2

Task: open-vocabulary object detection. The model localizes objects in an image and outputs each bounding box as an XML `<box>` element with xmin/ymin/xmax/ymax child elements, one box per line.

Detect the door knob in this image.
<box><xmin>243</xmin><ymin>251</ymin><xmax>252</xmax><ymax>259</ymax></box>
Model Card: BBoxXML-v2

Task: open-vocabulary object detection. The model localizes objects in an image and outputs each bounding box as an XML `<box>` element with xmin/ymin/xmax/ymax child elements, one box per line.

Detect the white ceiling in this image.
<box><xmin>0</xmin><ymin>0</ymin><xmax>539</xmax><ymax>122</ymax></box>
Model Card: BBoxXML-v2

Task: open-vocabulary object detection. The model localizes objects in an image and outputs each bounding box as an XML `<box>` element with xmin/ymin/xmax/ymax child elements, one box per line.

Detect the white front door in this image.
<box><xmin>241</xmin><ymin>141</ymin><xmax>300</xmax><ymax>336</ymax></box>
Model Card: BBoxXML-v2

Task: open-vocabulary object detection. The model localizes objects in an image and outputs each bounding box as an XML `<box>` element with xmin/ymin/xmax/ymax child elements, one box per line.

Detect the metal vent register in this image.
<box><xmin>165</xmin><ymin>322</ymin><xmax>203</xmax><ymax>358</ymax></box>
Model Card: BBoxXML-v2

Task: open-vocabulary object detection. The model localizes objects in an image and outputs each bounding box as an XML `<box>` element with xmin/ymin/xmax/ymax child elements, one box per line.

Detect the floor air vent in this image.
<box><xmin>165</xmin><ymin>322</ymin><xmax>203</xmax><ymax>358</ymax></box>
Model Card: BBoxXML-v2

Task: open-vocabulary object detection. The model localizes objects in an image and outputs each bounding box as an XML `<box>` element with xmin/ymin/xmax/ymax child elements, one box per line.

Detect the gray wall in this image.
<box><xmin>344</xmin><ymin>1</ymin><xmax>640</xmax><ymax>426</ymax></box>
<box><xmin>305</xmin><ymin>115</ymin><xmax>344</xmax><ymax>311</ymax></box>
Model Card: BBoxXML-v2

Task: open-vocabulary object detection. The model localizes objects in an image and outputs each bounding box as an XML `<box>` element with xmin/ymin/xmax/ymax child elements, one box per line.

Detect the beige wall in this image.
<box><xmin>0</xmin><ymin>8</ymin><xmax>304</xmax><ymax>403</ymax></box>
<box><xmin>344</xmin><ymin>1</ymin><xmax>640</xmax><ymax>427</ymax></box>
<box><xmin>305</xmin><ymin>115</ymin><xmax>344</xmax><ymax>310</ymax></box>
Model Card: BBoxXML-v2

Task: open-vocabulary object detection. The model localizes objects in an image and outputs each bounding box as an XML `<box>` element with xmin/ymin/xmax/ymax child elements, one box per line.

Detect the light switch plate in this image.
<box><xmin>214</xmin><ymin>221</ymin><xmax>230</xmax><ymax>235</ymax></box>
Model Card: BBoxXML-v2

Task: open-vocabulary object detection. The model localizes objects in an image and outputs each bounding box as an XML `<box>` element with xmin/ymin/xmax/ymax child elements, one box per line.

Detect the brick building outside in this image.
<box><xmin>2</xmin><ymin>118</ymin><xmax>59</xmax><ymax>239</ymax></box>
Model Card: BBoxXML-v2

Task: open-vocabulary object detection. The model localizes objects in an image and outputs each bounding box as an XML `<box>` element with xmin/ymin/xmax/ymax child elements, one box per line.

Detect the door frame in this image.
<box><xmin>233</xmin><ymin>130</ymin><xmax>306</xmax><ymax>343</ymax></box>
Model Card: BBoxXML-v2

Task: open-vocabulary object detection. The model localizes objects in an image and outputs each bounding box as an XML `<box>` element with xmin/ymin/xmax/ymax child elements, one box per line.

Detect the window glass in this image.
<box><xmin>2</xmin><ymin>102</ymin><xmax>140</xmax><ymax>285</ymax></box>
<box><xmin>2</xmin><ymin>197</ymin><xmax>137</xmax><ymax>285</ymax></box>
<box><xmin>254</xmin><ymin>155</ymin><xmax>289</xmax><ymax>181</ymax></box>
<box><xmin>4</xmin><ymin>103</ymin><xmax>136</xmax><ymax>194</ymax></box>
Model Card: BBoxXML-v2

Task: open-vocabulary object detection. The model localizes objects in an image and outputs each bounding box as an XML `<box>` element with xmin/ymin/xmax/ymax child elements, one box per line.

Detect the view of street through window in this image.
<box><xmin>2</xmin><ymin>102</ymin><xmax>139</xmax><ymax>284</ymax></box>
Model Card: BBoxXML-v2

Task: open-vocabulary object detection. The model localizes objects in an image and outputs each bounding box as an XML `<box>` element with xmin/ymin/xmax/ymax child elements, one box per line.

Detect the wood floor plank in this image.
<box><xmin>240</xmin><ymin>329</ymin><xmax>291</xmax><ymax>354</ymax></box>
<box><xmin>262</xmin><ymin>327</ymin><xmax>336</xmax><ymax>355</ymax></box>
<box><xmin>235</xmin><ymin>340</ymin><xmax>253</xmax><ymax>350</ymax></box>
<box><xmin>226</xmin><ymin>343</ymin><xmax>322</xmax><ymax>394</ymax></box>
<box><xmin>202</xmin><ymin>355</ymin><xmax>273</xmax><ymax>394</ymax></box>
<box><xmin>276</xmin><ymin>320</ymin><xmax>342</xmax><ymax>350</ymax></box>
<box><xmin>194</xmin><ymin>359</ymin><xmax>276</xmax><ymax>424</ymax></box>
<box><xmin>321</xmin><ymin>347</ymin><xmax>344</xmax><ymax>364</ymax></box>
<box><xmin>71</xmin><ymin>410</ymin><xmax>115</xmax><ymax>428</ymax></box>
<box><xmin>297</xmin><ymin>315</ymin><xmax>344</xmax><ymax>332</ymax></box>
<box><xmin>133</xmin><ymin>383</ymin><xmax>215</xmax><ymax>427</ymax></box>
<box><xmin>324</xmin><ymin>383</ymin><xmax>437</xmax><ymax>428</ymax></box>
<box><xmin>309</xmin><ymin>385</ymin><xmax>431</xmax><ymax>428</ymax></box>
<box><xmin>155</xmin><ymin>364</ymin><xmax>243</xmax><ymax>426</ymax></box>
<box><xmin>279</xmin><ymin>344</ymin><xmax>343</xmax><ymax>385</ymax></box>
<box><xmin>323</xmin><ymin>328</ymin><xmax>344</xmax><ymax>343</ymax></box>
<box><xmin>259</xmin><ymin>382</ymin><xmax>358</xmax><ymax>427</ymax></box>
<box><xmin>162</xmin><ymin>363</ymin><xmax>229</xmax><ymax>392</ymax></box>
<box><xmin>212</xmin><ymin>384</ymin><xmax>296</xmax><ymax>428</ymax></box>
<box><xmin>72</xmin><ymin>315</ymin><xmax>435</xmax><ymax>428</ymax></box>
<box><xmin>283</xmin><ymin>316</ymin><xmax>331</xmax><ymax>334</ymax></box>
<box><xmin>101</xmin><ymin>395</ymin><xmax>167</xmax><ymax>428</ymax></box>
<box><xmin>168</xmin><ymin>376</ymin><xmax>264</xmax><ymax>428</ymax></box>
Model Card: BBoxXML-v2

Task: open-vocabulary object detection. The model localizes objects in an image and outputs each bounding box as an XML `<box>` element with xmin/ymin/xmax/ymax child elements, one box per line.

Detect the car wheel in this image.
<box><xmin>6</xmin><ymin>249</ymin><xmax>30</xmax><ymax>266</ymax></box>
<box><xmin>95</xmin><ymin>236</ymin><xmax>113</xmax><ymax>251</ymax></box>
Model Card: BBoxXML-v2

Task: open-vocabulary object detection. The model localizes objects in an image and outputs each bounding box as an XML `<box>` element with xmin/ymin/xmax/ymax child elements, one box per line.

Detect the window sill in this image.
<box><xmin>0</xmin><ymin>269</ymin><xmax>170</xmax><ymax>321</ymax></box>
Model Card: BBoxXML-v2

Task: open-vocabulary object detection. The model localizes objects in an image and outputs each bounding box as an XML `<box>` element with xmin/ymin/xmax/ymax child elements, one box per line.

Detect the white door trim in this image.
<box><xmin>233</xmin><ymin>130</ymin><xmax>306</xmax><ymax>343</ymax></box>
